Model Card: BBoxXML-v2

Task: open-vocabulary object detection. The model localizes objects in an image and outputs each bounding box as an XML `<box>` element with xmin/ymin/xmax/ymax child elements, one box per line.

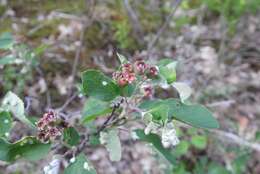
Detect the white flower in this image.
<box><xmin>4</xmin><ymin>132</ymin><xmax>9</xmax><ymax>137</ymax></box>
<box><xmin>69</xmin><ymin>157</ymin><xmax>76</xmax><ymax>163</ymax></box>
<box><xmin>43</xmin><ymin>166</ymin><xmax>50</xmax><ymax>173</ymax></box>
<box><xmin>43</xmin><ymin>159</ymin><xmax>60</xmax><ymax>174</ymax></box>
<box><xmin>102</xmin><ymin>81</ymin><xmax>108</xmax><ymax>86</ymax></box>
<box><xmin>144</xmin><ymin>121</ymin><xmax>160</xmax><ymax>135</ymax></box>
<box><xmin>83</xmin><ymin>162</ymin><xmax>91</xmax><ymax>170</ymax></box>
<box><xmin>131</xmin><ymin>131</ymin><xmax>139</xmax><ymax>141</ymax></box>
<box><xmin>161</xmin><ymin>122</ymin><xmax>179</xmax><ymax>148</ymax></box>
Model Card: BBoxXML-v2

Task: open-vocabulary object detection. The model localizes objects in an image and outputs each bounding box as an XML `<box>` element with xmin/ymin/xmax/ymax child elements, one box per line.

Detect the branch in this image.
<box><xmin>123</xmin><ymin>0</ymin><xmax>144</xmax><ymax>44</ymax></box>
<box><xmin>55</xmin><ymin>93</ymin><xmax>78</xmax><ymax>113</ymax></box>
<box><xmin>95</xmin><ymin>105</ymin><xmax>119</xmax><ymax>135</ymax></box>
<box><xmin>147</xmin><ymin>0</ymin><xmax>182</xmax><ymax>55</ymax></box>
<box><xmin>212</xmin><ymin>130</ymin><xmax>260</xmax><ymax>152</ymax></box>
<box><xmin>70</xmin><ymin>0</ymin><xmax>95</xmax><ymax>93</ymax></box>
<box><xmin>63</xmin><ymin>100</ymin><xmax>122</xmax><ymax>160</ymax></box>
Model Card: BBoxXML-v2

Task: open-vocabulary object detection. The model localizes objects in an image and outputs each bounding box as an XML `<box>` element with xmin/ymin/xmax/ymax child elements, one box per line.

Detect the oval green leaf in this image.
<box><xmin>82</xmin><ymin>70</ymin><xmax>120</xmax><ymax>101</ymax></box>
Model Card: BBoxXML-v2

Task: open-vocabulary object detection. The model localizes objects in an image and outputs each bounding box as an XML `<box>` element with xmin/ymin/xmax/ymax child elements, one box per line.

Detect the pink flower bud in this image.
<box><xmin>37</xmin><ymin>120</ymin><xmax>45</xmax><ymax>130</ymax></box>
<box><xmin>112</xmin><ymin>71</ymin><xmax>120</xmax><ymax>81</ymax></box>
<box><xmin>42</xmin><ymin>111</ymin><xmax>56</xmax><ymax>123</ymax></box>
<box><xmin>49</xmin><ymin>127</ymin><xmax>60</xmax><ymax>137</ymax></box>
<box><xmin>124</xmin><ymin>72</ymin><xmax>135</xmax><ymax>84</ymax></box>
<box><xmin>134</xmin><ymin>60</ymin><xmax>147</xmax><ymax>74</ymax></box>
<box><xmin>122</xmin><ymin>63</ymin><xmax>133</xmax><ymax>73</ymax></box>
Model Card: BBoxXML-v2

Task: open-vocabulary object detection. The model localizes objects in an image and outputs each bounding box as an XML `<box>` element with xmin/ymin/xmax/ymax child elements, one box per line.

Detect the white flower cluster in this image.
<box><xmin>144</xmin><ymin>121</ymin><xmax>180</xmax><ymax>148</ymax></box>
<box><xmin>161</xmin><ymin>122</ymin><xmax>179</xmax><ymax>148</ymax></box>
<box><xmin>144</xmin><ymin>121</ymin><xmax>160</xmax><ymax>135</ymax></box>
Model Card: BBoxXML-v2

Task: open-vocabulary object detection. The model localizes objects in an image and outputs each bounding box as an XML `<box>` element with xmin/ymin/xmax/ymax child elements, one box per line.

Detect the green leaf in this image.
<box><xmin>0</xmin><ymin>111</ymin><xmax>12</xmax><ymax>137</ymax></box>
<box><xmin>0</xmin><ymin>138</ymin><xmax>10</xmax><ymax>161</ymax></box>
<box><xmin>116</xmin><ymin>53</ymin><xmax>128</xmax><ymax>64</ymax></box>
<box><xmin>148</xmin><ymin>104</ymin><xmax>169</xmax><ymax>122</ymax></box>
<box><xmin>120</xmin><ymin>83</ymin><xmax>135</xmax><ymax>97</ymax></box>
<box><xmin>100</xmin><ymin>128</ymin><xmax>121</xmax><ymax>161</ymax></box>
<box><xmin>255</xmin><ymin>131</ymin><xmax>260</xmax><ymax>141</ymax></box>
<box><xmin>166</xmin><ymin>99</ymin><xmax>219</xmax><ymax>129</ymax></box>
<box><xmin>172</xmin><ymin>82</ymin><xmax>192</xmax><ymax>102</ymax></box>
<box><xmin>139</xmin><ymin>99</ymin><xmax>219</xmax><ymax>129</ymax></box>
<box><xmin>89</xmin><ymin>134</ymin><xmax>100</xmax><ymax>146</ymax></box>
<box><xmin>0</xmin><ymin>55</ymin><xmax>16</xmax><ymax>65</ymax></box>
<box><xmin>1</xmin><ymin>91</ymin><xmax>35</xmax><ymax>128</ymax></box>
<box><xmin>63</xmin><ymin>127</ymin><xmax>80</xmax><ymax>147</ymax></box>
<box><xmin>82</xmin><ymin>70</ymin><xmax>120</xmax><ymax>101</ymax></box>
<box><xmin>82</xmin><ymin>98</ymin><xmax>112</xmax><ymax>123</ymax></box>
<box><xmin>0</xmin><ymin>32</ymin><xmax>14</xmax><ymax>50</ymax></box>
<box><xmin>191</xmin><ymin>135</ymin><xmax>207</xmax><ymax>149</ymax></box>
<box><xmin>135</xmin><ymin>129</ymin><xmax>176</xmax><ymax>164</ymax></box>
<box><xmin>64</xmin><ymin>153</ymin><xmax>96</xmax><ymax>174</ymax></box>
<box><xmin>158</xmin><ymin>59</ymin><xmax>177</xmax><ymax>84</ymax></box>
<box><xmin>34</xmin><ymin>44</ymin><xmax>48</xmax><ymax>56</ymax></box>
<box><xmin>174</xmin><ymin>140</ymin><xmax>189</xmax><ymax>156</ymax></box>
<box><xmin>0</xmin><ymin>136</ymin><xmax>51</xmax><ymax>162</ymax></box>
<box><xmin>208</xmin><ymin>162</ymin><xmax>230</xmax><ymax>174</ymax></box>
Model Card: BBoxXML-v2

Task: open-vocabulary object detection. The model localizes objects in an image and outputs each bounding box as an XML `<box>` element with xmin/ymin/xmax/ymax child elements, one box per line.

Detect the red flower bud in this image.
<box><xmin>149</xmin><ymin>66</ymin><xmax>158</xmax><ymax>76</ymax></box>
<box><xmin>37</xmin><ymin>130</ymin><xmax>49</xmax><ymax>142</ymax></box>
<box><xmin>118</xmin><ymin>78</ymin><xmax>128</xmax><ymax>86</ymax></box>
<box><xmin>143</xmin><ymin>86</ymin><xmax>153</xmax><ymax>97</ymax></box>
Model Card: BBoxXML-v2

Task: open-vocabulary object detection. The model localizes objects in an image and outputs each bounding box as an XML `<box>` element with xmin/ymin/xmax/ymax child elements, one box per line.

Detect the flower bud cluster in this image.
<box><xmin>37</xmin><ymin>111</ymin><xmax>67</xmax><ymax>142</ymax></box>
<box><xmin>113</xmin><ymin>63</ymin><xmax>136</xmax><ymax>87</ymax></box>
<box><xmin>113</xmin><ymin>59</ymin><xmax>158</xmax><ymax>98</ymax></box>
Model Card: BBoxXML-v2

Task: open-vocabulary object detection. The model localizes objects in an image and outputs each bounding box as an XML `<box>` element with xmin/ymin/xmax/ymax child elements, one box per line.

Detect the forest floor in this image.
<box><xmin>0</xmin><ymin>1</ymin><xmax>260</xmax><ymax>174</ymax></box>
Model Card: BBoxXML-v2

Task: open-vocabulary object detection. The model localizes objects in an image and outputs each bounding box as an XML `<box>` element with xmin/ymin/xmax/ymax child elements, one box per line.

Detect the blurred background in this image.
<box><xmin>0</xmin><ymin>0</ymin><xmax>260</xmax><ymax>173</ymax></box>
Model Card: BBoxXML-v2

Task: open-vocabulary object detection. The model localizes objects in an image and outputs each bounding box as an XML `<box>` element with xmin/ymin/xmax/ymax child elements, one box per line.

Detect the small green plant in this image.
<box><xmin>0</xmin><ymin>32</ymin><xmax>44</xmax><ymax>95</ymax></box>
<box><xmin>112</xmin><ymin>19</ymin><xmax>134</xmax><ymax>49</ymax></box>
<box><xmin>0</xmin><ymin>53</ymin><xmax>219</xmax><ymax>173</ymax></box>
<box><xmin>193</xmin><ymin>0</ymin><xmax>260</xmax><ymax>34</ymax></box>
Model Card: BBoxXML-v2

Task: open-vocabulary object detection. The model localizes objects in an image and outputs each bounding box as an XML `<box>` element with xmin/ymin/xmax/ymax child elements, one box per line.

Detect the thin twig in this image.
<box><xmin>95</xmin><ymin>106</ymin><xmax>119</xmax><ymax>135</ymax></box>
<box><xmin>70</xmin><ymin>26</ymin><xmax>86</xmax><ymax>85</ymax></box>
<box><xmin>50</xmin><ymin>11</ymin><xmax>84</xmax><ymax>22</ymax></box>
<box><xmin>212</xmin><ymin>130</ymin><xmax>260</xmax><ymax>152</ymax></box>
<box><xmin>63</xmin><ymin>103</ymin><xmax>121</xmax><ymax>159</ymax></box>
<box><xmin>36</xmin><ymin>67</ymin><xmax>52</xmax><ymax>109</ymax></box>
<box><xmin>206</xmin><ymin>100</ymin><xmax>235</xmax><ymax>107</ymax></box>
<box><xmin>55</xmin><ymin>93</ymin><xmax>78</xmax><ymax>113</ymax></box>
<box><xmin>61</xmin><ymin>0</ymin><xmax>95</xmax><ymax>112</ymax></box>
<box><xmin>70</xmin><ymin>0</ymin><xmax>95</xmax><ymax>93</ymax></box>
<box><xmin>123</xmin><ymin>0</ymin><xmax>142</xmax><ymax>32</ymax></box>
<box><xmin>147</xmin><ymin>0</ymin><xmax>182</xmax><ymax>56</ymax></box>
<box><xmin>123</xmin><ymin>0</ymin><xmax>144</xmax><ymax>44</ymax></box>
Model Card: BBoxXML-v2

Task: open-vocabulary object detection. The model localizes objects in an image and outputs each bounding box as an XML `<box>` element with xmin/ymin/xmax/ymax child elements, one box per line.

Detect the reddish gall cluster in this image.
<box><xmin>113</xmin><ymin>63</ymin><xmax>136</xmax><ymax>87</ymax></box>
<box><xmin>37</xmin><ymin>111</ymin><xmax>67</xmax><ymax>142</ymax></box>
<box><xmin>113</xmin><ymin>59</ymin><xmax>159</xmax><ymax>87</ymax></box>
